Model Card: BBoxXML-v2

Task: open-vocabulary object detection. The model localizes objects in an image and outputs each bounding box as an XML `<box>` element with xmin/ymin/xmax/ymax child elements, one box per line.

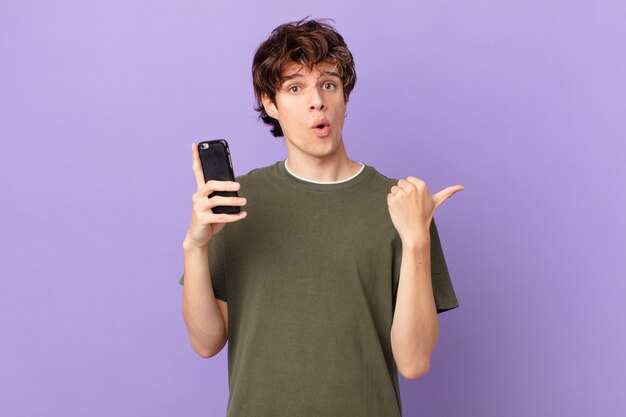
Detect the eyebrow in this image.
<box><xmin>281</xmin><ymin>70</ymin><xmax>341</xmax><ymax>83</ymax></box>
<box><xmin>318</xmin><ymin>70</ymin><xmax>341</xmax><ymax>78</ymax></box>
<box><xmin>282</xmin><ymin>73</ymin><xmax>303</xmax><ymax>82</ymax></box>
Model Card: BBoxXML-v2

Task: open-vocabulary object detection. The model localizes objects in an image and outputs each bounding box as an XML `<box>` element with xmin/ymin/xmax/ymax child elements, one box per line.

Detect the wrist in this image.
<box><xmin>401</xmin><ymin>235</ymin><xmax>430</xmax><ymax>252</ymax></box>
<box><xmin>182</xmin><ymin>234</ymin><xmax>210</xmax><ymax>253</ymax></box>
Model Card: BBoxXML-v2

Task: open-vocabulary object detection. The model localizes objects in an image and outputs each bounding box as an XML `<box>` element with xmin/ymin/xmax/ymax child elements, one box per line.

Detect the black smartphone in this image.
<box><xmin>197</xmin><ymin>139</ymin><xmax>240</xmax><ymax>214</ymax></box>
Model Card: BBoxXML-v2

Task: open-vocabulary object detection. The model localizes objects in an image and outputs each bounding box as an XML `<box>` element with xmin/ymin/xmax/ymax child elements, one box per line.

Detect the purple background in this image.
<box><xmin>2</xmin><ymin>1</ymin><xmax>625</xmax><ymax>416</ymax></box>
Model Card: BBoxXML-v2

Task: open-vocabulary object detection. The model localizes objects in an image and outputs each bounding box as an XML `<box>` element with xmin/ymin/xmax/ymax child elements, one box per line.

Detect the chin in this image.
<box><xmin>286</xmin><ymin>133</ymin><xmax>341</xmax><ymax>157</ymax></box>
<box><xmin>312</xmin><ymin>144</ymin><xmax>341</xmax><ymax>158</ymax></box>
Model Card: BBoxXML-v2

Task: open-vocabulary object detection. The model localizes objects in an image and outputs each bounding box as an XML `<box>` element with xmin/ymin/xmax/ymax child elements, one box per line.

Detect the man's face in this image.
<box><xmin>262</xmin><ymin>62</ymin><xmax>347</xmax><ymax>160</ymax></box>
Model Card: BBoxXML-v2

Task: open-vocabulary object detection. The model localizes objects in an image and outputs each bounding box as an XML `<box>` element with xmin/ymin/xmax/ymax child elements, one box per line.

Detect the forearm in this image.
<box><xmin>181</xmin><ymin>240</ymin><xmax>227</xmax><ymax>358</ymax></box>
<box><xmin>390</xmin><ymin>239</ymin><xmax>439</xmax><ymax>379</ymax></box>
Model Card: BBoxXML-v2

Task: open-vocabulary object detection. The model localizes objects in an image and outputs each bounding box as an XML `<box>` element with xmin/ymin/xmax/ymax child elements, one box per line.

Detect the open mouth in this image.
<box><xmin>311</xmin><ymin>119</ymin><xmax>330</xmax><ymax>136</ymax></box>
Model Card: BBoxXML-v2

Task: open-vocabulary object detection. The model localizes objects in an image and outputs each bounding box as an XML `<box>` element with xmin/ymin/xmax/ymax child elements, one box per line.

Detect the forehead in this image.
<box><xmin>281</xmin><ymin>61</ymin><xmax>340</xmax><ymax>78</ymax></box>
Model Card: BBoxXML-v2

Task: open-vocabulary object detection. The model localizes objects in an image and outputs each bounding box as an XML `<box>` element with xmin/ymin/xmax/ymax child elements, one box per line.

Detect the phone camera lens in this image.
<box><xmin>200</xmin><ymin>143</ymin><xmax>209</xmax><ymax>150</ymax></box>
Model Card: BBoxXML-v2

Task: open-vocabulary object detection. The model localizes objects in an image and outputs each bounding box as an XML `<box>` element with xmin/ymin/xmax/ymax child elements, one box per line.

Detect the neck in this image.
<box><xmin>285</xmin><ymin>143</ymin><xmax>361</xmax><ymax>182</ymax></box>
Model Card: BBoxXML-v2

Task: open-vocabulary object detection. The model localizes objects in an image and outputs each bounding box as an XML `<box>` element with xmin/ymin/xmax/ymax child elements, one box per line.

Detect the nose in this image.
<box><xmin>308</xmin><ymin>87</ymin><xmax>325</xmax><ymax>111</ymax></box>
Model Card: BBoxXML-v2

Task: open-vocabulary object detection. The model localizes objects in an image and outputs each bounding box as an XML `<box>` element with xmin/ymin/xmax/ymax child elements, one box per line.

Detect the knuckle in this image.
<box><xmin>193</xmin><ymin>201</ymin><xmax>207</xmax><ymax>213</ymax></box>
<box><xmin>208</xmin><ymin>196</ymin><xmax>228</xmax><ymax>208</ymax></box>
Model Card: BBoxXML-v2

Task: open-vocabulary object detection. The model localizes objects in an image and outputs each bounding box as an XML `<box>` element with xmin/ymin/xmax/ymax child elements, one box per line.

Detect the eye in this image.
<box><xmin>322</xmin><ymin>82</ymin><xmax>336</xmax><ymax>91</ymax></box>
<box><xmin>288</xmin><ymin>85</ymin><xmax>300</xmax><ymax>93</ymax></box>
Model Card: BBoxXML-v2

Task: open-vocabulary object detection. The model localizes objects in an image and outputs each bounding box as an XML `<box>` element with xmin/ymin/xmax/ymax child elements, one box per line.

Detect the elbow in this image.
<box><xmin>191</xmin><ymin>342</ymin><xmax>220</xmax><ymax>359</ymax></box>
<box><xmin>194</xmin><ymin>347</ymin><xmax>217</xmax><ymax>359</ymax></box>
<box><xmin>190</xmin><ymin>336</ymin><xmax>226</xmax><ymax>359</ymax></box>
<box><xmin>399</xmin><ymin>359</ymin><xmax>430</xmax><ymax>380</ymax></box>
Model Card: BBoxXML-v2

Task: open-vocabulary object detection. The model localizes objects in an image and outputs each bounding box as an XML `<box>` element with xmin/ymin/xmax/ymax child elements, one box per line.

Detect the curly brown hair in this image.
<box><xmin>252</xmin><ymin>18</ymin><xmax>357</xmax><ymax>137</ymax></box>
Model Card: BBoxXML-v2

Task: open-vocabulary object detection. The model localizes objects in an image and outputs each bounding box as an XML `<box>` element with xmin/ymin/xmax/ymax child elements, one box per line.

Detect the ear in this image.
<box><xmin>261</xmin><ymin>93</ymin><xmax>279</xmax><ymax>120</ymax></box>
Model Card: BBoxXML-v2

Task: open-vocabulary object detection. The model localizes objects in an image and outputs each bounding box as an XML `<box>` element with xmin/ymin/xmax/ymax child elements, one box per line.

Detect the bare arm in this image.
<box><xmin>181</xmin><ymin>143</ymin><xmax>246</xmax><ymax>358</ymax></box>
<box><xmin>181</xmin><ymin>242</ymin><xmax>229</xmax><ymax>358</ymax></box>
<box><xmin>387</xmin><ymin>176</ymin><xmax>463</xmax><ymax>379</ymax></box>
<box><xmin>390</xmin><ymin>240</ymin><xmax>438</xmax><ymax>379</ymax></box>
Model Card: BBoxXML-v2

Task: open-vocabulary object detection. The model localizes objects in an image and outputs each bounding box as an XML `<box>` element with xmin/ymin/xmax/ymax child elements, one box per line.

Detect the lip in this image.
<box><xmin>311</xmin><ymin>118</ymin><xmax>330</xmax><ymax>137</ymax></box>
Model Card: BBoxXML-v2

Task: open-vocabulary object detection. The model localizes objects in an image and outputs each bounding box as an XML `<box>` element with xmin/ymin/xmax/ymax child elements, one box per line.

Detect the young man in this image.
<box><xmin>180</xmin><ymin>18</ymin><xmax>463</xmax><ymax>417</ymax></box>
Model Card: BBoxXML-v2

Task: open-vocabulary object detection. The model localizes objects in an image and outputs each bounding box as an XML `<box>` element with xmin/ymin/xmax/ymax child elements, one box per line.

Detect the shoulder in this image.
<box><xmin>233</xmin><ymin>162</ymin><xmax>284</xmax><ymax>201</ymax></box>
<box><xmin>235</xmin><ymin>162</ymin><xmax>280</xmax><ymax>185</ymax></box>
<box><xmin>363</xmin><ymin>165</ymin><xmax>399</xmax><ymax>190</ymax></box>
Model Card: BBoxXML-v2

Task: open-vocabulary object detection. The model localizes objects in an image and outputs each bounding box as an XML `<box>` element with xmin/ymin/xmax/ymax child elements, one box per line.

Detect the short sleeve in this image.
<box><xmin>178</xmin><ymin>231</ymin><xmax>228</xmax><ymax>302</ymax></box>
<box><xmin>430</xmin><ymin>218</ymin><xmax>459</xmax><ymax>313</ymax></box>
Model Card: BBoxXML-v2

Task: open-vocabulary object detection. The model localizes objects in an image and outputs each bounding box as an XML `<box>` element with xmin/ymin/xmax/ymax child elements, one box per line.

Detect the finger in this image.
<box><xmin>397</xmin><ymin>179</ymin><xmax>412</xmax><ymax>192</ymax></box>
<box><xmin>211</xmin><ymin>211</ymin><xmax>248</xmax><ymax>223</ymax></box>
<box><xmin>194</xmin><ymin>195</ymin><xmax>246</xmax><ymax>214</ymax></box>
<box><xmin>191</xmin><ymin>143</ymin><xmax>205</xmax><ymax>190</ymax></box>
<box><xmin>206</xmin><ymin>195</ymin><xmax>247</xmax><ymax>209</ymax></box>
<box><xmin>199</xmin><ymin>180</ymin><xmax>240</xmax><ymax>197</ymax></box>
<box><xmin>406</xmin><ymin>176</ymin><xmax>426</xmax><ymax>188</ymax></box>
<box><xmin>390</xmin><ymin>185</ymin><xmax>400</xmax><ymax>194</ymax></box>
<box><xmin>407</xmin><ymin>176</ymin><xmax>428</xmax><ymax>195</ymax></box>
<box><xmin>433</xmin><ymin>185</ymin><xmax>465</xmax><ymax>209</ymax></box>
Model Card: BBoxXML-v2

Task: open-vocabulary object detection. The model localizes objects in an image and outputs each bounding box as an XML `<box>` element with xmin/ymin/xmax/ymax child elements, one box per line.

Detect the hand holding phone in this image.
<box><xmin>185</xmin><ymin>141</ymin><xmax>247</xmax><ymax>249</ymax></box>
